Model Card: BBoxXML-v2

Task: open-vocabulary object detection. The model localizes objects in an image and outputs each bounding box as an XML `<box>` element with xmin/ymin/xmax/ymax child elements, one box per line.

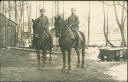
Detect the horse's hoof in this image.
<box><xmin>61</xmin><ymin>68</ymin><xmax>66</xmax><ymax>73</ymax></box>
<box><xmin>38</xmin><ymin>65</ymin><xmax>41</xmax><ymax>67</ymax></box>
<box><xmin>38</xmin><ymin>67</ymin><xmax>47</xmax><ymax>71</ymax></box>
<box><xmin>37</xmin><ymin>67</ymin><xmax>41</xmax><ymax>70</ymax></box>
<box><xmin>38</xmin><ymin>64</ymin><xmax>41</xmax><ymax>67</ymax></box>
<box><xmin>42</xmin><ymin>67</ymin><xmax>47</xmax><ymax>71</ymax></box>
<box><xmin>37</xmin><ymin>67</ymin><xmax>45</xmax><ymax>70</ymax></box>
<box><xmin>67</xmin><ymin>69</ymin><xmax>72</xmax><ymax>73</ymax></box>
<box><xmin>81</xmin><ymin>65</ymin><xmax>84</xmax><ymax>68</ymax></box>
<box><xmin>42</xmin><ymin>64</ymin><xmax>46</xmax><ymax>68</ymax></box>
<box><xmin>49</xmin><ymin>61</ymin><xmax>52</xmax><ymax>64</ymax></box>
<box><xmin>77</xmin><ymin>64</ymin><xmax>80</xmax><ymax>67</ymax></box>
<box><xmin>67</xmin><ymin>67</ymin><xmax>71</xmax><ymax>73</ymax></box>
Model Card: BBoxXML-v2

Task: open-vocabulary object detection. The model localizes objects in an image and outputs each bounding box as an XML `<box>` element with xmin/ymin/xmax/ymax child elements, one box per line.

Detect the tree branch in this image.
<box><xmin>103</xmin><ymin>1</ymin><xmax>115</xmax><ymax>47</ymax></box>
<box><xmin>121</xmin><ymin>1</ymin><xmax>125</xmax><ymax>25</ymax></box>
<box><xmin>101</xmin><ymin>1</ymin><xmax>127</xmax><ymax>12</ymax></box>
<box><xmin>123</xmin><ymin>15</ymin><xmax>127</xmax><ymax>26</ymax></box>
<box><xmin>117</xmin><ymin>1</ymin><xmax>127</xmax><ymax>12</ymax></box>
<box><xmin>113</xmin><ymin>1</ymin><xmax>121</xmax><ymax>29</ymax></box>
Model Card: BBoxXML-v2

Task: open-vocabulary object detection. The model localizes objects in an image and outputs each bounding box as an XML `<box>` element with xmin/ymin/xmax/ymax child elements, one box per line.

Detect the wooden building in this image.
<box><xmin>0</xmin><ymin>14</ymin><xmax>17</xmax><ymax>48</ymax></box>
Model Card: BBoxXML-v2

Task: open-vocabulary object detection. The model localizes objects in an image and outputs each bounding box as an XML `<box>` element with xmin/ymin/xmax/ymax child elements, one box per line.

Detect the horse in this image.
<box><xmin>32</xmin><ymin>19</ymin><xmax>53</xmax><ymax>67</ymax></box>
<box><xmin>54</xmin><ymin>14</ymin><xmax>86</xmax><ymax>72</ymax></box>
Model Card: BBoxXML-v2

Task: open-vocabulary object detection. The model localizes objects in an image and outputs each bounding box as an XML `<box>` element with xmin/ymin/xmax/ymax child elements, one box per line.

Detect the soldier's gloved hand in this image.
<box><xmin>70</xmin><ymin>24</ymin><xmax>73</xmax><ymax>27</ymax></box>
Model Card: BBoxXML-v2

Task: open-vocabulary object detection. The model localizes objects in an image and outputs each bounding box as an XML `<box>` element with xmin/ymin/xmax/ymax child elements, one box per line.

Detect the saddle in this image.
<box><xmin>72</xmin><ymin>30</ymin><xmax>82</xmax><ymax>41</ymax></box>
<box><xmin>72</xmin><ymin>30</ymin><xmax>82</xmax><ymax>48</ymax></box>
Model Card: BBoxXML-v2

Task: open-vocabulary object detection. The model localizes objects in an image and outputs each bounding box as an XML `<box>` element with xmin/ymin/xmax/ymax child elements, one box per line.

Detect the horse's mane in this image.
<box><xmin>32</xmin><ymin>19</ymin><xmax>46</xmax><ymax>38</ymax></box>
<box><xmin>54</xmin><ymin>15</ymin><xmax>73</xmax><ymax>37</ymax></box>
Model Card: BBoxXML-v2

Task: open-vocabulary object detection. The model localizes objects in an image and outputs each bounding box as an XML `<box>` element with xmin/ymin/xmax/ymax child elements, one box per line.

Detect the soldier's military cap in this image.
<box><xmin>71</xmin><ymin>8</ymin><xmax>76</xmax><ymax>11</ymax></box>
<box><xmin>40</xmin><ymin>8</ymin><xmax>46</xmax><ymax>12</ymax></box>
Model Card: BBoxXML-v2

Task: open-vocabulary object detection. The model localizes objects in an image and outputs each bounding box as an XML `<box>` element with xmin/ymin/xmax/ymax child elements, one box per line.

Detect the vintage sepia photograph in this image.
<box><xmin>0</xmin><ymin>0</ymin><xmax>127</xmax><ymax>82</ymax></box>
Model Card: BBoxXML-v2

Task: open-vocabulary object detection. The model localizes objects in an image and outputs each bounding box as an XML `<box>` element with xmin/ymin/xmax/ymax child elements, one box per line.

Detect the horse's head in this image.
<box><xmin>32</xmin><ymin>19</ymin><xmax>41</xmax><ymax>38</ymax></box>
<box><xmin>32</xmin><ymin>19</ymin><xmax>46</xmax><ymax>39</ymax></box>
<box><xmin>32</xmin><ymin>19</ymin><xmax>39</xmax><ymax>32</ymax></box>
<box><xmin>54</xmin><ymin>14</ymin><xmax>65</xmax><ymax>37</ymax></box>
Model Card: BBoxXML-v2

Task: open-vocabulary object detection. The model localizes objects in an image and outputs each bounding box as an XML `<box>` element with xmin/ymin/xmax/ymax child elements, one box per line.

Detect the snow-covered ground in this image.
<box><xmin>104</xmin><ymin>64</ymin><xmax>127</xmax><ymax>81</ymax></box>
<box><xmin>86</xmin><ymin>47</ymin><xmax>127</xmax><ymax>82</ymax></box>
<box><xmin>0</xmin><ymin>48</ymin><xmax>127</xmax><ymax>81</ymax></box>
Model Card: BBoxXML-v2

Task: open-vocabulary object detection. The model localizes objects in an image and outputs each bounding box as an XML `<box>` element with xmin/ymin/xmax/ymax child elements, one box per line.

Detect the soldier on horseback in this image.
<box><xmin>35</xmin><ymin>8</ymin><xmax>53</xmax><ymax>47</ymax></box>
<box><xmin>67</xmin><ymin>8</ymin><xmax>81</xmax><ymax>47</ymax></box>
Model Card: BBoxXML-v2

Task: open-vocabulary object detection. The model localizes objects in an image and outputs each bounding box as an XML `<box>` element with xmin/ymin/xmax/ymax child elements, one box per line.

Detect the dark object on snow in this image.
<box><xmin>98</xmin><ymin>47</ymin><xmax>127</xmax><ymax>62</ymax></box>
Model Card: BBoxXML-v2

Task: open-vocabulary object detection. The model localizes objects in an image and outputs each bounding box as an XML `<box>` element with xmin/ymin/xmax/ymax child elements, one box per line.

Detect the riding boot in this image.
<box><xmin>76</xmin><ymin>31</ymin><xmax>81</xmax><ymax>48</ymax></box>
<box><xmin>77</xmin><ymin>38</ymin><xmax>81</xmax><ymax>48</ymax></box>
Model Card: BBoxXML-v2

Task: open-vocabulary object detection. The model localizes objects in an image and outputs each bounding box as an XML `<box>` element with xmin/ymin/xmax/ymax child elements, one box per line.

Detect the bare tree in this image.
<box><xmin>8</xmin><ymin>1</ymin><xmax>11</xmax><ymax>19</ymax></box>
<box><xmin>101</xmin><ymin>1</ymin><xmax>127</xmax><ymax>12</ymax></box>
<box><xmin>103</xmin><ymin>1</ymin><xmax>114</xmax><ymax>47</ymax></box>
<box><xmin>26</xmin><ymin>1</ymin><xmax>32</xmax><ymax>34</ymax></box>
<box><xmin>102</xmin><ymin>1</ymin><xmax>127</xmax><ymax>47</ymax></box>
<box><xmin>87</xmin><ymin>1</ymin><xmax>90</xmax><ymax>48</ymax></box>
<box><xmin>2</xmin><ymin>1</ymin><xmax>5</xmax><ymax>15</ymax></box>
<box><xmin>17</xmin><ymin>1</ymin><xmax>24</xmax><ymax>44</ymax></box>
<box><xmin>0</xmin><ymin>1</ymin><xmax>2</xmax><ymax>13</ymax></box>
<box><xmin>113</xmin><ymin>1</ymin><xmax>126</xmax><ymax>47</ymax></box>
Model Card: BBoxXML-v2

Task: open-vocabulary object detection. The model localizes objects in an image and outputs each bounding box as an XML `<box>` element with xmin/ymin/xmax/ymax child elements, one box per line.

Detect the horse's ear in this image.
<box><xmin>32</xmin><ymin>19</ymin><xmax>34</xmax><ymax>22</ymax></box>
<box><xmin>54</xmin><ymin>16</ymin><xmax>56</xmax><ymax>19</ymax></box>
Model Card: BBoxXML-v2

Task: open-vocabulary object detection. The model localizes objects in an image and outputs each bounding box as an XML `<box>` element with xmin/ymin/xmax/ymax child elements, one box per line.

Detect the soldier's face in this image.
<box><xmin>40</xmin><ymin>11</ymin><xmax>45</xmax><ymax>15</ymax></box>
<box><xmin>71</xmin><ymin>10</ymin><xmax>76</xmax><ymax>14</ymax></box>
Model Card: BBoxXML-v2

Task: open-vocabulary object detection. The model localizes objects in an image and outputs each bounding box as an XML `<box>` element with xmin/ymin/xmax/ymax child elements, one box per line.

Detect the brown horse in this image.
<box><xmin>32</xmin><ymin>19</ymin><xmax>53</xmax><ymax>67</ymax></box>
<box><xmin>54</xmin><ymin>15</ymin><xmax>86</xmax><ymax>72</ymax></box>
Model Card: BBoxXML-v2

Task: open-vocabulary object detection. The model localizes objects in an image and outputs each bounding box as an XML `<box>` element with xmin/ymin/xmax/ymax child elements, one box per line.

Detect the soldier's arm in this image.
<box><xmin>45</xmin><ymin>17</ymin><xmax>50</xmax><ymax>28</ymax></box>
<box><xmin>75</xmin><ymin>16</ymin><xmax>79</xmax><ymax>25</ymax></box>
<box><xmin>70</xmin><ymin>16</ymin><xmax>79</xmax><ymax>27</ymax></box>
<box><xmin>67</xmin><ymin>17</ymin><xmax>71</xmax><ymax>26</ymax></box>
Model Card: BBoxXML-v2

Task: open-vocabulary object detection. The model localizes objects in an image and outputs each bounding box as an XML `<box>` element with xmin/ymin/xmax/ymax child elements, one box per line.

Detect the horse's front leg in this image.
<box><xmin>81</xmin><ymin>47</ymin><xmax>85</xmax><ymax>68</ymax></box>
<box><xmin>49</xmin><ymin>49</ymin><xmax>52</xmax><ymax>63</ymax></box>
<box><xmin>42</xmin><ymin>50</ymin><xmax>46</xmax><ymax>67</ymax></box>
<box><xmin>36</xmin><ymin>50</ymin><xmax>40</xmax><ymax>67</ymax></box>
<box><xmin>61</xmin><ymin>49</ymin><xmax>66</xmax><ymax>72</ymax></box>
<box><xmin>68</xmin><ymin>49</ymin><xmax>71</xmax><ymax>71</ymax></box>
<box><xmin>75</xmin><ymin>48</ymin><xmax>80</xmax><ymax>67</ymax></box>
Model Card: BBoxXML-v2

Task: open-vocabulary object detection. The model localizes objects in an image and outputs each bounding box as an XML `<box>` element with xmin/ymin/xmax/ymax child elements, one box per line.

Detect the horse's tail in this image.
<box><xmin>79</xmin><ymin>31</ymin><xmax>86</xmax><ymax>48</ymax></box>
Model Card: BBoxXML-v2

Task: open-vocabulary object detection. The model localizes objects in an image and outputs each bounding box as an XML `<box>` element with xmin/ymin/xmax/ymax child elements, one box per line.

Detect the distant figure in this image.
<box><xmin>35</xmin><ymin>8</ymin><xmax>53</xmax><ymax>42</ymax></box>
<box><xmin>67</xmin><ymin>8</ymin><xmax>81</xmax><ymax>47</ymax></box>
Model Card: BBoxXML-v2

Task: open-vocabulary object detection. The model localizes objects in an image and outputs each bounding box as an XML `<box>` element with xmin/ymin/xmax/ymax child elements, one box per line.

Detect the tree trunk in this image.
<box><xmin>8</xmin><ymin>1</ymin><xmax>11</xmax><ymax>20</ymax></box>
<box><xmin>113</xmin><ymin>1</ymin><xmax>126</xmax><ymax>47</ymax></box>
<box><xmin>103</xmin><ymin>1</ymin><xmax>114</xmax><ymax>47</ymax></box>
<box><xmin>87</xmin><ymin>1</ymin><xmax>90</xmax><ymax>48</ymax></box>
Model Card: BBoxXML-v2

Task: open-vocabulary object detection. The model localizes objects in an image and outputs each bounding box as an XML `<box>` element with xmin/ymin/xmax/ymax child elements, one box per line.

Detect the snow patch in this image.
<box><xmin>104</xmin><ymin>64</ymin><xmax>127</xmax><ymax>81</ymax></box>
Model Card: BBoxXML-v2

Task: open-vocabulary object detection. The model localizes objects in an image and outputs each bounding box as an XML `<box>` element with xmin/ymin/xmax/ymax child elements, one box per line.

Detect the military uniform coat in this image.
<box><xmin>67</xmin><ymin>14</ymin><xmax>79</xmax><ymax>30</ymax></box>
<box><xmin>35</xmin><ymin>15</ymin><xmax>50</xmax><ymax>31</ymax></box>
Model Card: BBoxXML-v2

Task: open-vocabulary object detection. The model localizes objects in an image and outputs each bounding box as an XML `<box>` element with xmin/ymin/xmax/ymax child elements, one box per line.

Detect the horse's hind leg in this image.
<box><xmin>49</xmin><ymin>49</ymin><xmax>52</xmax><ymax>63</ymax></box>
<box><xmin>81</xmin><ymin>47</ymin><xmax>85</xmax><ymax>68</ymax></box>
<box><xmin>68</xmin><ymin>49</ymin><xmax>71</xmax><ymax>71</ymax></box>
<box><xmin>42</xmin><ymin>50</ymin><xmax>46</xmax><ymax>67</ymax></box>
<box><xmin>75</xmin><ymin>48</ymin><xmax>80</xmax><ymax>67</ymax></box>
<box><xmin>36</xmin><ymin>50</ymin><xmax>40</xmax><ymax>67</ymax></box>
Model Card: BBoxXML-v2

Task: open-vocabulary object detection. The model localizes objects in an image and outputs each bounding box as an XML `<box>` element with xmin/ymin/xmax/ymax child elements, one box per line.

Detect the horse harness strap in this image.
<box><xmin>61</xmin><ymin>25</ymin><xmax>75</xmax><ymax>38</ymax></box>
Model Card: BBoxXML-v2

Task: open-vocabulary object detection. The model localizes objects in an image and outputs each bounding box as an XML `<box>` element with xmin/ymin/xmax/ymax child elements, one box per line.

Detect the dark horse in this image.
<box><xmin>54</xmin><ymin>15</ymin><xmax>86</xmax><ymax>71</ymax></box>
<box><xmin>32</xmin><ymin>19</ymin><xmax>53</xmax><ymax>67</ymax></box>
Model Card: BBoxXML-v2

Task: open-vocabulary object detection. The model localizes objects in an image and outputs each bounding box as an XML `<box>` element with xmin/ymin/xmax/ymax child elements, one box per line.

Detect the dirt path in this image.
<box><xmin>0</xmin><ymin>48</ymin><xmax>127</xmax><ymax>82</ymax></box>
